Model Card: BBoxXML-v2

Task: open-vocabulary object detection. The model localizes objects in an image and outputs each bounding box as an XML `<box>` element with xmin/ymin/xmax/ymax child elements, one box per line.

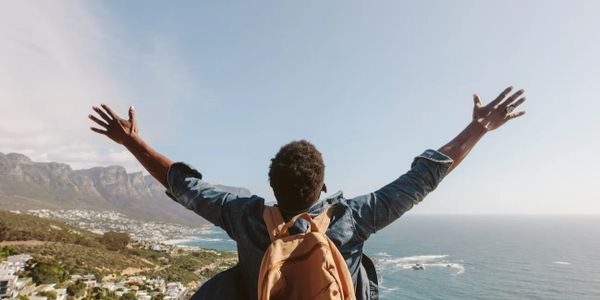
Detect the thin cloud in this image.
<box><xmin>0</xmin><ymin>1</ymin><xmax>200</xmax><ymax>172</ymax></box>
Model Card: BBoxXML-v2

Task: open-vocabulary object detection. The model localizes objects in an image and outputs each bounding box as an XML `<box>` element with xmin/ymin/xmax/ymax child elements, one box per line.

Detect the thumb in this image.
<box><xmin>473</xmin><ymin>94</ymin><xmax>482</xmax><ymax>108</ymax></box>
<box><xmin>128</xmin><ymin>105</ymin><xmax>137</xmax><ymax>131</ymax></box>
<box><xmin>128</xmin><ymin>105</ymin><xmax>136</xmax><ymax>121</ymax></box>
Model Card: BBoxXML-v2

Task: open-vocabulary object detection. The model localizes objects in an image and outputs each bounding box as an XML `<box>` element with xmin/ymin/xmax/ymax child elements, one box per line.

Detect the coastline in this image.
<box><xmin>162</xmin><ymin>238</ymin><xmax>197</xmax><ymax>245</ymax></box>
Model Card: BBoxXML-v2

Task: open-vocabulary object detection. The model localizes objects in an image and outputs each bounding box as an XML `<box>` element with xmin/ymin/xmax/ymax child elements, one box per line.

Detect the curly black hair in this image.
<box><xmin>269</xmin><ymin>140</ymin><xmax>325</xmax><ymax>212</ymax></box>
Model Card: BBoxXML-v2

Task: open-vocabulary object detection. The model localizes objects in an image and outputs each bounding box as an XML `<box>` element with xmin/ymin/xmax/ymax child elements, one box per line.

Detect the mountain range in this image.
<box><xmin>0</xmin><ymin>152</ymin><xmax>251</xmax><ymax>226</ymax></box>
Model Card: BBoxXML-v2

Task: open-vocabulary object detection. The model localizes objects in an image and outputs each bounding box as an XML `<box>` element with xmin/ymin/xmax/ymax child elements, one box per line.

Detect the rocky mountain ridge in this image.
<box><xmin>0</xmin><ymin>152</ymin><xmax>251</xmax><ymax>226</ymax></box>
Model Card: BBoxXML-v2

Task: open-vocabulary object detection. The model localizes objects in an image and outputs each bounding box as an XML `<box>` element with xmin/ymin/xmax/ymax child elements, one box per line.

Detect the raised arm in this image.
<box><xmin>88</xmin><ymin>104</ymin><xmax>173</xmax><ymax>188</ymax></box>
<box><xmin>349</xmin><ymin>86</ymin><xmax>527</xmax><ymax>240</ymax></box>
<box><xmin>89</xmin><ymin>104</ymin><xmax>247</xmax><ymax>237</ymax></box>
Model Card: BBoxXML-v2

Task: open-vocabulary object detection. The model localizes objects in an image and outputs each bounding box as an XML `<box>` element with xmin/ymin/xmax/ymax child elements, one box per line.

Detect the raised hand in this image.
<box><xmin>473</xmin><ymin>86</ymin><xmax>527</xmax><ymax>131</ymax></box>
<box><xmin>88</xmin><ymin>104</ymin><xmax>138</xmax><ymax>145</ymax></box>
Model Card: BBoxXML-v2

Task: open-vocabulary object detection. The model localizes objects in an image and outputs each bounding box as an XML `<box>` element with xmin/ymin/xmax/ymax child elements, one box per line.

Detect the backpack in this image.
<box><xmin>258</xmin><ymin>205</ymin><xmax>356</xmax><ymax>300</ymax></box>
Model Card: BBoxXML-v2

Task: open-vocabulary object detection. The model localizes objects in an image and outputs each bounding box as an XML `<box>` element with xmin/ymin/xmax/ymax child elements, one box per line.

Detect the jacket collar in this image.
<box><xmin>276</xmin><ymin>191</ymin><xmax>344</xmax><ymax>215</ymax></box>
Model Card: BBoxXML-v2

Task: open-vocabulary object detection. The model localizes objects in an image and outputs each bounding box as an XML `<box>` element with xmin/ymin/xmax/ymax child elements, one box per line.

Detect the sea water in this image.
<box><xmin>178</xmin><ymin>215</ymin><xmax>600</xmax><ymax>299</ymax></box>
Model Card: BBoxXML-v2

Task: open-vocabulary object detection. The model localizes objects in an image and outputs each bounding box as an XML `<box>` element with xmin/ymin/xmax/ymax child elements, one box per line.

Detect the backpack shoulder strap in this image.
<box><xmin>312</xmin><ymin>204</ymin><xmax>336</xmax><ymax>233</ymax></box>
<box><xmin>263</xmin><ymin>206</ymin><xmax>285</xmax><ymax>242</ymax></box>
<box><xmin>264</xmin><ymin>204</ymin><xmax>336</xmax><ymax>240</ymax></box>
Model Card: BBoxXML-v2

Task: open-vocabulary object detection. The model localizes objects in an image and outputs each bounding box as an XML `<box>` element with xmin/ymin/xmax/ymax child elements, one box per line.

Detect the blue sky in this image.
<box><xmin>1</xmin><ymin>1</ymin><xmax>598</xmax><ymax>214</ymax></box>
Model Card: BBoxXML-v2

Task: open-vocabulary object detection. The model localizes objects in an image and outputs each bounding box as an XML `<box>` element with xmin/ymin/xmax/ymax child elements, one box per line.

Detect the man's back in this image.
<box><xmin>165</xmin><ymin>149</ymin><xmax>453</xmax><ymax>300</ymax></box>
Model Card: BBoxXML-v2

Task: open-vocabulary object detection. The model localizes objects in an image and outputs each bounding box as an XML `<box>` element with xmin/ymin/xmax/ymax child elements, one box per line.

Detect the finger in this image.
<box><xmin>128</xmin><ymin>105</ymin><xmax>137</xmax><ymax>133</ymax></box>
<box><xmin>506</xmin><ymin>111</ymin><xmax>526</xmax><ymax>120</ymax></box>
<box><xmin>499</xmin><ymin>89</ymin><xmax>525</xmax><ymax>108</ymax></box>
<box><xmin>490</xmin><ymin>85</ymin><xmax>514</xmax><ymax>107</ymax></box>
<box><xmin>128</xmin><ymin>105</ymin><xmax>136</xmax><ymax>122</ymax></box>
<box><xmin>90</xmin><ymin>127</ymin><xmax>107</xmax><ymax>135</ymax></box>
<box><xmin>509</xmin><ymin>97</ymin><xmax>526</xmax><ymax>109</ymax></box>
<box><xmin>93</xmin><ymin>106</ymin><xmax>112</xmax><ymax>122</ymax></box>
<box><xmin>473</xmin><ymin>94</ymin><xmax>482</xmax><ymax>108</ymax></box>
<box><xmin>88</xmin><ymin>114</ymin><xmax>109</xmax><ymax>128</ymax></box>
<box><xmin>101</xmin><ymin>103</ymin><xmax>118</xmax><ymax>119</ymax></box>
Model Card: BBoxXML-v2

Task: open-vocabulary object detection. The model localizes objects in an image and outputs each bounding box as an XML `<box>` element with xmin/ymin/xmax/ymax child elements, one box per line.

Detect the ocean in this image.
<box><xmin>177</xmin><ymin>215</ymin><xmax>600</xmax><ymax>299</ymax></box>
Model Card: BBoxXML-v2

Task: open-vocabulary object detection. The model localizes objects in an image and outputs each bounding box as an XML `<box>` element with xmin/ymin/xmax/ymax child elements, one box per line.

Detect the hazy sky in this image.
<box><xmin>1</xmin><ymin>1</ymin><xmax>599</xmax><ymax>214</ymax></box>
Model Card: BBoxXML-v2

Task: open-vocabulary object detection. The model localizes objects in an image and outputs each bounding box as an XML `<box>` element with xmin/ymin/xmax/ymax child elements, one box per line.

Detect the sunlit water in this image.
<box><xmin>178</xmin><ymin>215</ymin><xmax>600</xmax><ymax>299</ymax></box>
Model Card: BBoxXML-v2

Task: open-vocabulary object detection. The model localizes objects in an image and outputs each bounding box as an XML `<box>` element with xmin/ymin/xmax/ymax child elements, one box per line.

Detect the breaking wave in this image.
<box><xmin>373</xmin><ymin>253</ymin><xmax>465</xmax><ymax>275</ymax></box>
<box><xmin>193</xmin><ymin>237</ymin><xmax>228</xmax><ymax>242</ymax></box>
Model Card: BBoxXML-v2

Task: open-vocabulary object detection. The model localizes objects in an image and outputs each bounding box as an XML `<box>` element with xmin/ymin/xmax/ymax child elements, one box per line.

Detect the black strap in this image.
<box><xmin>362</xmin><ymin>254</ymin><xmax>379</xmax><ymax>300</ymax></box>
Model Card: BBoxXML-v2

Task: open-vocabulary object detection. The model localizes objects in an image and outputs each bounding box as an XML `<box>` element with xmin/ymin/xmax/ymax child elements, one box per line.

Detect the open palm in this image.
<box><xmin>473</xmin><ymin>86</ymin><xmax>527</xmax><ymax>131</ymax></box>
<box><xmin>88</xmin><ymin>104</ymin><xmax>138</xmax><ymax>145</ymax></box>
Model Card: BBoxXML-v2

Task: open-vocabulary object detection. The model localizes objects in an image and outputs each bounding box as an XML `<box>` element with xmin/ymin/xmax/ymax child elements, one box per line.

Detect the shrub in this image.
<box><xmin>120</xmin><ymin>291</ymin><xmax>136</xmax><ymax>300</ymax></box>
<box><xmin>0</xmin><ymin>222</ymin><xmax>9</xmax><ymax>241</ymax></box>
<box><xmin>38</xmin><ymin>290</ymin><xmax>57</xmax><ymax>300</ymax></box>
<box><xmin>0</xmin><ymin>245</ymin><xmax>18</xmax><ymax>259</ymax></box>
<box><xmin>100</xmin><ymin>232</ymin><xmax>130</xmax><ymax>251</ymax></box>
<box><xmin>67</xmin><ymin>280</ymin><xmax>87</xmax><ymax>297</ymax></box>
<box><xmin>30</xmin><ymin>262</ymin><xmax>68</xmax><ymax>284</ymax></box>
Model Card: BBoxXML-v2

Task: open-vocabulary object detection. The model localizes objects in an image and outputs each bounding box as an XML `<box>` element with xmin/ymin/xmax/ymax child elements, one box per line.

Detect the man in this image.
<box><xmin>88</xmin><ymin>86</ymin><xmax>526</xmax><ymax>299</ymax></box>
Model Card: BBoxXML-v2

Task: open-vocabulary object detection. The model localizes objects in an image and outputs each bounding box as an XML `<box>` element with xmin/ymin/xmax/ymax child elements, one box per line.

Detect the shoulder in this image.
<box><xmin>225</xmin><ymin>194</ymin><xmax>265</xmax><ymax>218</ymax></box>
<box><xmin>224</xmin><ymin>195</ymin><xmax>272</xmax><ymax>249</ymax></box>
<box><xmin>312</xmin><ymin>191</ymin><xmax>347</xmax><ymax>212</ymax></box>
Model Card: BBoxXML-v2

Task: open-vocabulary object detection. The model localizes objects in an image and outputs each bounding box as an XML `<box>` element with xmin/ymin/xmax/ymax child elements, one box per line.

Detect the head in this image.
<box><xmin>268</xmin><ymin>140</ymin><xmax>327</xmax><ymax>212</ymax></box>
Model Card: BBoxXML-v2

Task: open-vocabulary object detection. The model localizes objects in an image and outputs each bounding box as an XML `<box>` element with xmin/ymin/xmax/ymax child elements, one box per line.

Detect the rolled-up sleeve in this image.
<box><xmin>348</xmin><ymin>149</ymin><xmax>453</xmax><ymax>241</ymax></box>
<box><xmin>165</xmin><ymin>162</ymin><xmax>239</xmax><ymax>238</ymax></box>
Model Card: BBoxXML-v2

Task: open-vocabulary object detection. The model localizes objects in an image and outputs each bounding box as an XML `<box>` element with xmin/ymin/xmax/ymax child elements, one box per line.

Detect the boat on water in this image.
<box><xmin>412</xmin><ymin>263</ymin><xmax>425</xmax><ymax>270</ymax></box>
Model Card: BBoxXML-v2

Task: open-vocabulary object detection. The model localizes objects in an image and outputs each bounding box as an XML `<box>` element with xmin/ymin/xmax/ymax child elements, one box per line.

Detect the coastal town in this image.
<box><xmin>0</xmin><ymin>210</ymin><xmax>236</xmax><ymax>300</ymax></box>
<box><xmin>1</xmin><ymin>254</ymin><xmax>188</xmax><ymax>300</ymax></box>
<box><xmin>25</xmin><ymin>210</ymin><xmax>209</xmax><ymax>250</ymax></box>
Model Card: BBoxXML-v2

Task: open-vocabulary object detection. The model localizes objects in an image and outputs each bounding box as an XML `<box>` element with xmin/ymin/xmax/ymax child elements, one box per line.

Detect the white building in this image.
<box><xmin>0</xmin><ymin>275</ymin><xmax>18</xmax><ymax>299</ymax></box>
<box><xmin>164</xmin><ymin>282</ymin><xmax>187</xmax><ymax>300</ymax></box>
<box><xmin>3</xmin><ymin>255</ymin><xmax>32</xmax><ymax>274</ymax></box>
<box><xmin>135</xmin><ymin>291</ymin><xmax>151</xmax><ymax>300</ymax></box>
<box><xmin>70</xmin><ymin>275</ymin><xmax>82</xmax><ymax>282</ymax></box>
<box><xmin>81</xmin><ymin>274</ymin><xmax>97</xmax><ymax>288</ymax></box>
<box><xmin>55</xmin><ymin>288</ymin><xmax>67</xmax><ymax>300</ymax></box>
<box><xmin>36</xmin><ymin>284</ymin><xmax>67</xmax><ymax>300</ymax></box>
<box><xmin>101</xmin><ymin>281</ymin><xmax>117</xmax><ymax>291</ymax></box>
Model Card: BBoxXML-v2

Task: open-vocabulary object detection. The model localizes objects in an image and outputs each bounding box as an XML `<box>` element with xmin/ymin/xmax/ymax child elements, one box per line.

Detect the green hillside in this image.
<box><xmin>0</xmin><ymin>211</ymin><xmax>236</xmax><ymax>284</ymax></box>
<box><xmin>0</xmin><ymin>210</ymin><xmax>102</xmax><ymax>246</ymax></box>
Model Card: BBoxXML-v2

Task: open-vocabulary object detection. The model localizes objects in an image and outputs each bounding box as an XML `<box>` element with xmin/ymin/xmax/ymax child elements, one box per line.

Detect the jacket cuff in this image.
<box><xmin>411</xmin><ymin>149</ymin><xmax>454</xmax><ymax>174</ymax></box>
<box><xmin>415</xmin><ymin>149</ymin><xmax>454</xmax><ymax>164</ymax></box>
<box><xmin>164</xmin><ymin>162</ymin><xmax>203</xmax><ymax>201</ymax></box>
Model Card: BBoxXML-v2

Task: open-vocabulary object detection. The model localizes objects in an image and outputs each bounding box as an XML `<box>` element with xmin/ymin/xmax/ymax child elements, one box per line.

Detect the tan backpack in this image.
<box><xmin>258</xmin><ymin>205</ymin><xmax>356</xmax><ymax>300</ymax></box>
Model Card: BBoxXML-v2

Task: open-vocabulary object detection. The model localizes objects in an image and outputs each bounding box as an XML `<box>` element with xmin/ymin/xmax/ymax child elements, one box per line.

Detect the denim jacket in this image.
<box><xmin>165</xmin><ymin>149</ymin><xmax>453</xmax><ymax>300</ymax></box>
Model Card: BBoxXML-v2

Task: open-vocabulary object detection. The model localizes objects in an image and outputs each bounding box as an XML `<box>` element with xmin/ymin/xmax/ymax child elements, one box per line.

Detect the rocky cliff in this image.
<box><xmin>0</xmin><ymin>152</ymin><xmax>251</xmax><ymax>226</ymax></box>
